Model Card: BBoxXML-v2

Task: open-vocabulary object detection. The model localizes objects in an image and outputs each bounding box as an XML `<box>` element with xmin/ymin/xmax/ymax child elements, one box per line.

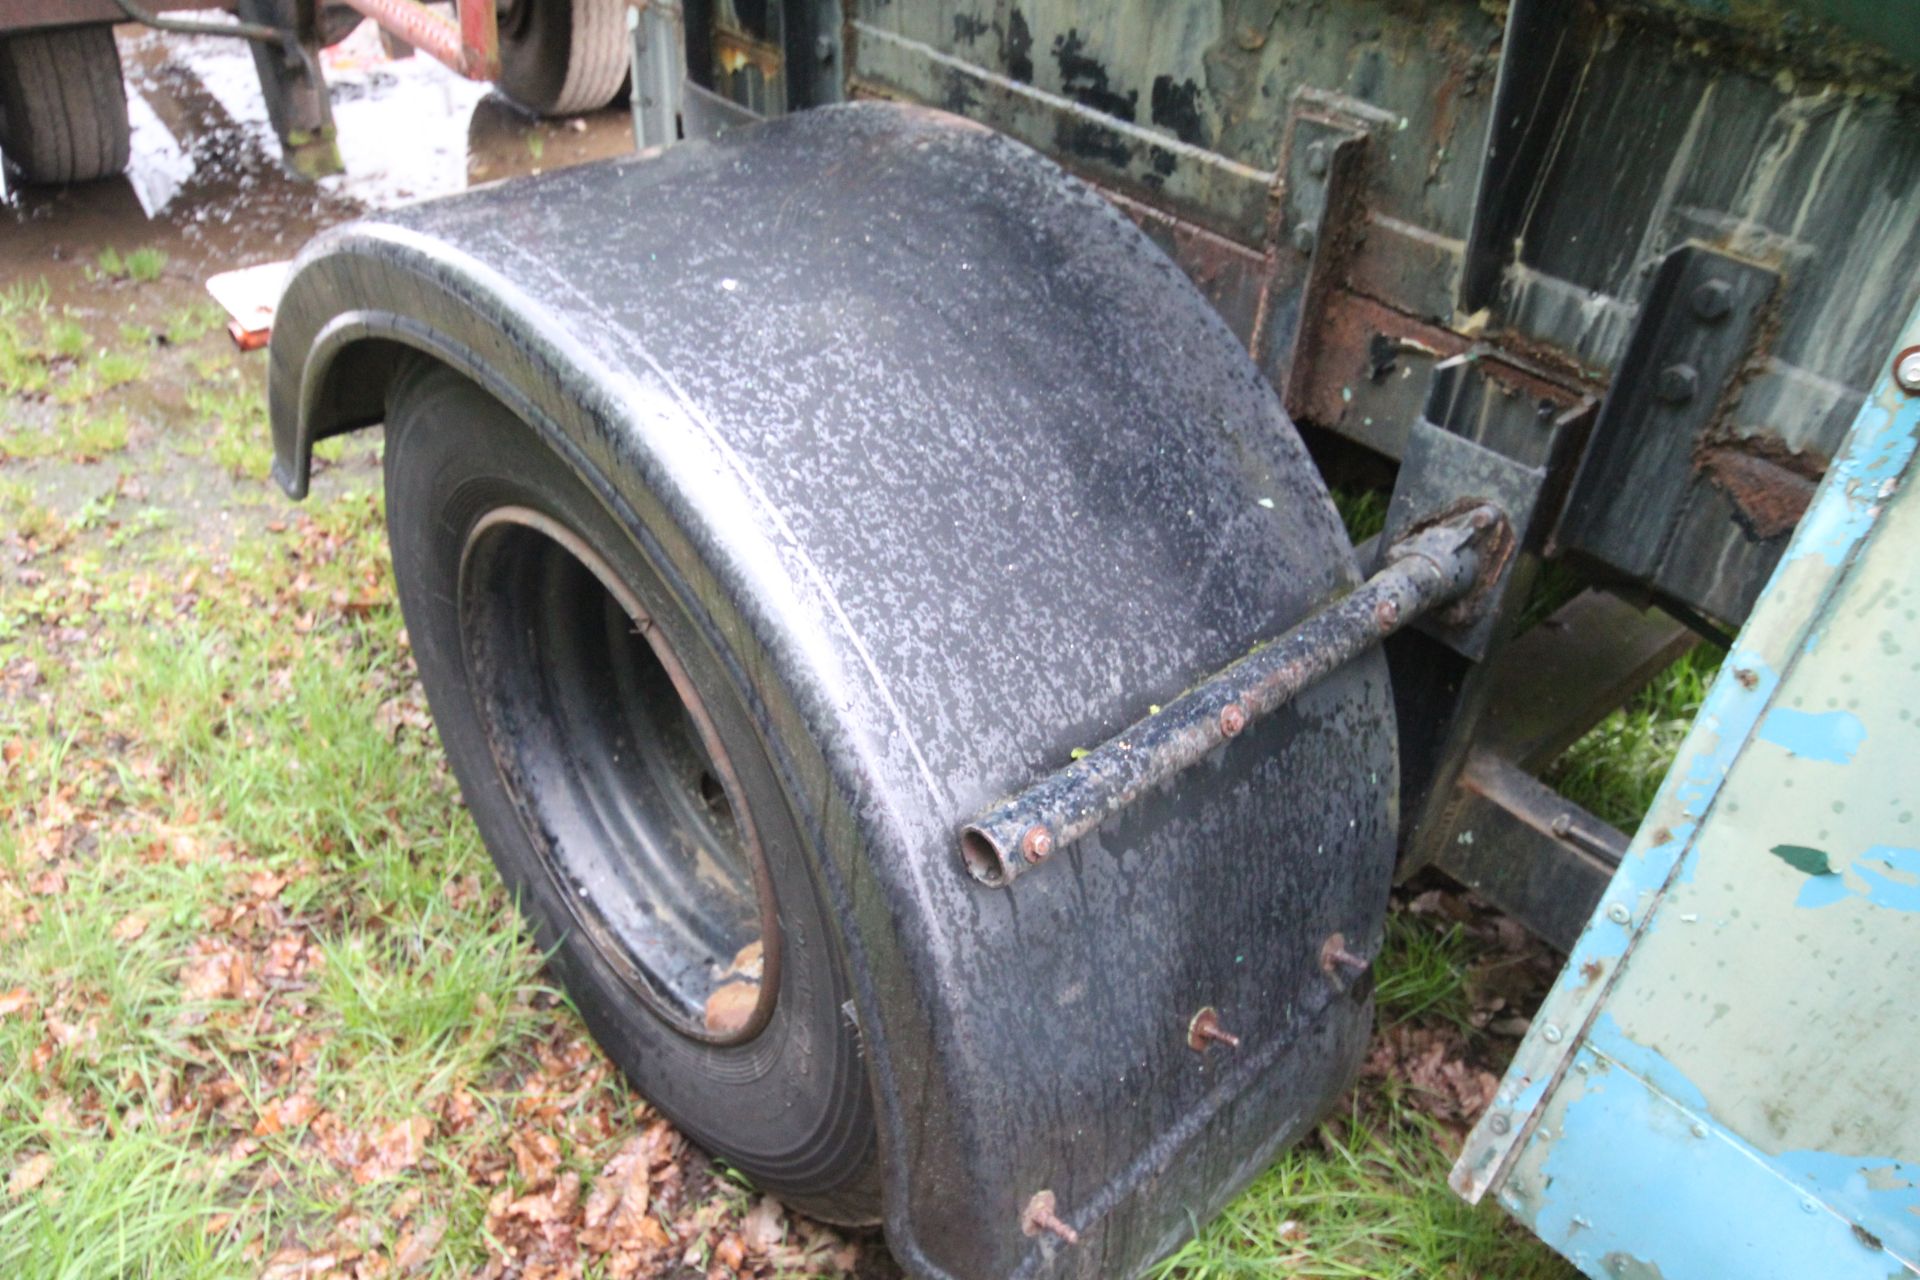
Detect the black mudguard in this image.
<box><xmin>267</xmin><ymin>102</ymin><xmax>1396</xmax><ymax>1279</ymax></box>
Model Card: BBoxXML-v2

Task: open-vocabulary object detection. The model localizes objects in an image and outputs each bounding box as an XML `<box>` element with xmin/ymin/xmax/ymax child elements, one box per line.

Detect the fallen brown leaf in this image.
<box><xmin>391</xmin><ymin>1213</ymin><xmax>446</xmax><ymax>1273</ymax></box>
<box><xmin>6</xmin><ymin>1152</ymin><xmax>52</xmax><ymax>1198</ymax></box>
<box><xmin>740</xmin><ymin>1196</ymin><xmax>785</xmax><ymax>1253</ymax></box>
<box><xmin>260</xmin><ymin>1248</ymin><xmax>336</xmax><ymax>1280</ymax></box>
<box><xmin>510</xmin><ymin>1128</ymin><xmax>562</xmax><ymax>1187</ymax></box>
<box><xmin>253</xmin><ymin>1092</ymin><xmax>320</xmax><ymax>1137</ymax></box>
<box><xmin>355</xmin><ymin>1115</ymin><xmax>435</xmax><ymax>1184</ymax></box>
<box><xmin>179</xmin><ymin>939</ymin><xmax>257</xmax><ymax>1001</ymax></box>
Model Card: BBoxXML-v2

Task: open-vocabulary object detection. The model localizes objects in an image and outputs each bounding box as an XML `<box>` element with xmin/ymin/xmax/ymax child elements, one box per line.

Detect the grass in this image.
<box><xmin>0</xmin><ymin>485</ymin><xmax>571</xmax><ymax>1278</ymax></box>
<box><xmin>0</xmin><ymin>273</ymin><xmax>851</xmax><ymax>1278</ymax></box>
<box><xmin>1548</xmin><ymin>644</ymin><xmax>1723</xmax><ymax>827</ymax></box>
<box><xmin>93</xmin><ymin>246</ymin><xmax>170</xmax><ymax>284</ymax></box>
<box><xmin>1373</xmin><ymin>914</ymin><xmax>1476</xmax><ymax>1032</ymax></box>
<box><xmin>0</xmin><ymin>274</ymin><xmax>1719</xmax><ymax>1278</ymax></box>
<box><xmin>1154</xmin><ymin>1090</ymin><xmax>1573</xmax><ymax>1280</ymax></box>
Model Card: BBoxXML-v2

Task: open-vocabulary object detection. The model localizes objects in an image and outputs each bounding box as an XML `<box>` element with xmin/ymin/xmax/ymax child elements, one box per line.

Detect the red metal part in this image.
<box><xmin>456</xmin><ymin>0</ymin><xmax>498</xmax><ymax>80</ymax></box>
<box><xmin>336</xmin><ymin>0</ymin><xmax>495</xmax><ymax>80</ymax></box>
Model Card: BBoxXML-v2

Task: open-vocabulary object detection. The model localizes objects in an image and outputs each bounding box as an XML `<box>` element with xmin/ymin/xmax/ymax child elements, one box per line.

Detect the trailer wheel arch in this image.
<box><xmin>266</xmin><ymin>108</ymin><xmax>1400</xmax><ymax>1276</ymax></box>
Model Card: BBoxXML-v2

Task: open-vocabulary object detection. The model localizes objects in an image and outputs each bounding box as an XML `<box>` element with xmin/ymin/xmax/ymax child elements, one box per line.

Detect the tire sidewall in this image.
<box><xmin>382</xmin><ymin>364</ymin><xmax>878</xmax><ymax>1219</ymax></box>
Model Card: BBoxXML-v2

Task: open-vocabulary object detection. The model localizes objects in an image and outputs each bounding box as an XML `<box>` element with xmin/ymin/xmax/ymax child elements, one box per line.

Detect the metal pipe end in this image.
<box><xmin>959</xmin><ymin>826</ymin><xmax>1015</xmax><ymax>886</ymax></box>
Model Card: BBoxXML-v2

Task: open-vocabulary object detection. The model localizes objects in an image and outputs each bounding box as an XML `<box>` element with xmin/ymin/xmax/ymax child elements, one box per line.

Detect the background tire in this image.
<box><xmin>495</xmin><ymin>0</ymin><xmax>629</xmax><ymax>117</ymax></box>
<box><xmin>0</xmin><ymin>24</ymin><xmax>131</xmax><ymax>185</ymax></box>
<box><xmin>382</xmin><ymin>363</ymin><xmax>881</xmax><ymax>1224</ymax></box>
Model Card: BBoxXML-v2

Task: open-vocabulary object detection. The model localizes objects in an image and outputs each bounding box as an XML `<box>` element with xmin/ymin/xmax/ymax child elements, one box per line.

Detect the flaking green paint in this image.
<box><xmin>1770</xmin><ymin>843</ymin><xmax>1834</xmax><ymax>876</ymax></box>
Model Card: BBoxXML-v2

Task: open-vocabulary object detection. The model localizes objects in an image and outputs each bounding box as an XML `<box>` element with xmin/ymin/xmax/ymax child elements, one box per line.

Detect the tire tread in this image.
<box><xmin>0</xmin><ymin>25</ymin><xmax>130</xmax><ymax>185</ymax></box>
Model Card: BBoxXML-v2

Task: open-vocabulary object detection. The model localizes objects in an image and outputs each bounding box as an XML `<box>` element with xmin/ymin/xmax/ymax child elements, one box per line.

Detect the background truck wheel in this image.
<box><xmin>0</xmin><ymin>24</ymin><xmax>131</xmax><ymax>185</ymax></box>
<box><xmin>382</xmin><ymin>362</ymin><xmax>882</xmax><ymax>1225</ymax></box>
<box><xmin>495</xmin><ymin>0</ymin><xmax>629</xmax><ymax>116</ymax></box>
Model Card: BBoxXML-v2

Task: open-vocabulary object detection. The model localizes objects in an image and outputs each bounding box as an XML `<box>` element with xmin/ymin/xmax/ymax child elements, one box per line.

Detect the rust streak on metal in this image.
<box><xmin>1693</xmin><ymin>430</ymin><xmax>1826</xmax><ymax>541</ymax></box>
<box><xmin>1290</xmin><ymin>291</ymin><xmax>1472</xmax><ymax>429</ymax></box>
<box><xmin>713</xmin><ymin>23</ymin><xmax>785</xmax><ymax>80</ymax></box>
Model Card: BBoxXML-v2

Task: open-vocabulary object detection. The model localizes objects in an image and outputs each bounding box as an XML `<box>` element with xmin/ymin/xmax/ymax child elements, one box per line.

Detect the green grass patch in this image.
<box><xmin>93</xmin><ymin>246</ymin><xmax>169</xmax><ymax>284</ymax></box>
<box><xmin>1332</xmin><ymin>487</ymin><xmax>1390</xmax><ymax>544</ymax></box>
<box><xmin>162</xmin><ymin>302</ymin><xmax>227</xmax><ymax>348</ymax></box>
<box><xmin>1154</xmin><ymin>1089</ymin><xmax>1571</xmax><ymax>1279</ymax></box>
<box><xmin>0</xmin><ymin>406</ymin><xmax>132</xmax><ymax>462</ymax></box>
<box><xmin>1547</xmin><ymin>644</ymin><xmax>1723</xmax><ymax>829</ymax></box>
<box><xmin>1374</xmin><ymin>913</ymin><xmax>1476</xmax><ymax>1031</ymax></box>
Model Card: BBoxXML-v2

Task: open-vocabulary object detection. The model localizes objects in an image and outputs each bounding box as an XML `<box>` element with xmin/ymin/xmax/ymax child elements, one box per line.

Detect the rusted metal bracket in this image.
<box><xmin>1273</xmin><ymin>93</ymin><xmax>1395</xmax><ymax>430</ymax></box>
<box><xmin>959</xmin><ymin>502</ymin><xmax>1511</xmax><ymax>888</ymax></box>
<box><xmin>1556</xmin><ymin>242</ymin><xmax>1784</xmax><ymax>628</ymax></box>
<box><xmin>1374</xmin><ymin>356</ymin><xmax>1596</xmax><ymax>661</ymax></box>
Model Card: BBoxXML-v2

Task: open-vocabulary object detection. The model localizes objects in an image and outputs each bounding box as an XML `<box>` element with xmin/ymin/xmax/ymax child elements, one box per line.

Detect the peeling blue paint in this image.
<box><xmin>1526</xmin><ymin>1045</ymin><xmax>1915</xmax><ymax>1280</ymax></box>
<box><xmin>1457</xmin><ymin>304</ymin><xmax>1920</xmax><ymax>1258</ymax></box>
<box><xmin>1777</xmin><ymin>1149</ymin><xmax>1920</xmax><ymax>1258</ymax></box>
<box><xmin>1758</xmin><ymin>707</ymin><xmax>1868</xmax><ymax>763</ymax></box>
<box><xmin>1673</xmin><ymin>659</ymin><xmax>1777</xmax><ymax>821</ymax></box>
<box><xmin>1797</xmin><ymin>844</ymin><xmax>1920</xmax><ymax>913</ymax></box>
<box><xmin>1793</xmin><ymin>399</ymin><xmax>1920</xmax><ymax>568</ymax></box>
<box><xmin>1576</xmin><ymin>1023</ymin><xmax>1920</xmax><ymax>1263</ymax></box>
<box><xmin>1586</xmin><ymin>1013</ymin><xmax>1710</xmax><ymax>1113</ymax></box>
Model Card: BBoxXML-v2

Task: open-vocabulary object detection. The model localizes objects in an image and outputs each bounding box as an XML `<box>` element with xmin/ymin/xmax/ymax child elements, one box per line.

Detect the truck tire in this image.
<box><xmin>0</xmin><ymin>24</ymin><xmax>131</xmax><ymax>185</ymax></box>
<box><xmin>382</xmin><ymin>362</ymin><xmax>881</xmax><ymax>1224</ymax></box>
<box><xmin>495</xmin><ymin>0</ymin><xmax>628</xmax><ymax>117</ymax></box>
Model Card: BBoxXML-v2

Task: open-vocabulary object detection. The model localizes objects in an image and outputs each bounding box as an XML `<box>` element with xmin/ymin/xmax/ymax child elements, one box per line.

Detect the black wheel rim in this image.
<box><xmin>457</xmin><ymin>506</ymin><xmax>780</xmax><ymax>1045</ymax></box>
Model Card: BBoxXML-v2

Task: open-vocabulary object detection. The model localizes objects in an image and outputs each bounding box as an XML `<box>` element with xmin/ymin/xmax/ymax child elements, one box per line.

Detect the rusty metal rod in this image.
<box><xmin>959</xmin><ymin>504</ymin><xmax>1503</xmax><ymax>887</ymax></box>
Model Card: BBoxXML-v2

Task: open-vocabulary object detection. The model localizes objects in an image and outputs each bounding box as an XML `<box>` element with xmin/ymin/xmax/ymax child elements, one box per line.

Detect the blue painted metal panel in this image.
<box><xmin>1453</xmin><ymin>301</ymin><xmax>1920</xmax><ymax>1279</ymax></box>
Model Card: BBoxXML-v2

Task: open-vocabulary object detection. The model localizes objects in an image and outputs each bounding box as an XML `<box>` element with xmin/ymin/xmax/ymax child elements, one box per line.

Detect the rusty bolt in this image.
<box><xmin>1021</xmin><ymin>1190</ymin><xmax>1080</xmax><ymax>1245</ymax></box>
<box><xmin>1218</xmin><ymin>702</ymin><xmax>1248</xmax><ymax>737</ymax></box>
<box><xmin>1320</xmin><ymin>931</ymin><xmax>1371</xmax><ymax>982</ymax></box>
<box><xmin>1374</xmin><ymin>597</ymin><xmax>1400</xmax><ymax>631</ymax></box>
<box><xmin>1020</xmin><ymin>825</ymin><xmax>1055</xmax><ymax>864</ymax></box>
<box><xmin>1655</xmin><ymin>363</ymin><xmax>1699</xmax><ymax>405</ymax></box>
<box><xmin>1305</xmin><ymin>140</ymin><xmax>1329</xmax><ymax>177</ymax></box>
<box><xmin>1187</xmin><ymin>1006</ymin><xmax>1241</xmax><ymax>1053</ymax></box>
<box><xmin>1897</xmin><ymin>348</ymin><xmax>1920</xmax><ymax>395</ymax></box>
<box><xmin>1690</xmin><ymin>279</ymin><xmax>1733</xmax><ymax>322</ymax></box>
